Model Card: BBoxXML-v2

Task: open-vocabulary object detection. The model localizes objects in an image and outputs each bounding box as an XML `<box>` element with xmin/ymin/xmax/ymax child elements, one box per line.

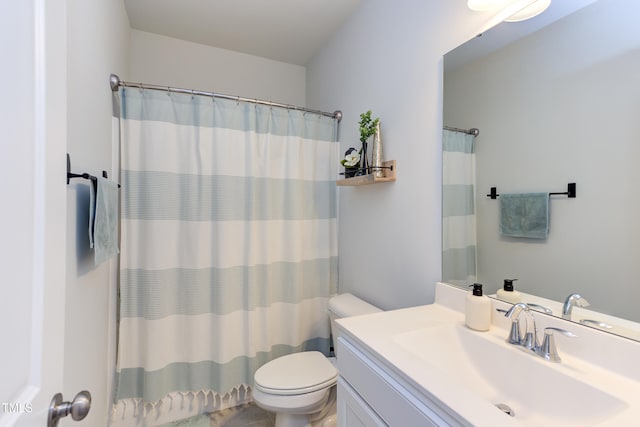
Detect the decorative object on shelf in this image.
<box><xmin>336</xmin><ymin>160</ymin><xmax>396</xmax><ymax>186</ymax></box>
<box><xmin>357</xmin><ymin>110</ymin><xmax>380</xmax><ymax>175</ymax></box>
<box><xmin>371</xmin><ymin>121</ymin><xmax>384</xmax><ymax>178</ymax></box>
<box><xmin>337</xmin><ymin>110</ymin><xmax>394</xmax><ymax>186</ymax></box>
<box><xmin>341</xmin><ymin>147</ymin><xmax>361</xmax><ymax>178</ymax></box>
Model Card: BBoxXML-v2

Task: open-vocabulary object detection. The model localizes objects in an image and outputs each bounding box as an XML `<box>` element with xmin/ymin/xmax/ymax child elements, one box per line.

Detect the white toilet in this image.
<box><xmin>253</xmin><ymin>293</ymin><xmax>382</xmax><ymax>427</ymax></box>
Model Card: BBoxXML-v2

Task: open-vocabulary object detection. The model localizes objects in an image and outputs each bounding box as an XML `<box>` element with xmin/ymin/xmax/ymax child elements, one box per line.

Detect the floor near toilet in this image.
<box><xmin>209</xmin><ymin>403</ymin><xmax>275</xmax><ymax>427</ymax></box>
<box><xmin>208</xmin><ymin>400</ymin><xmax>336</xmax><ymax>427</ymax></box>
<box><xmin>162</xmin><ymin>400</ymin><xmax>336</xmax><ymax>427</ymax></box>
<box><xmin>160</xmin><ymin>403</ymin><xmax>275</xmax><ymax>427</ymax></box>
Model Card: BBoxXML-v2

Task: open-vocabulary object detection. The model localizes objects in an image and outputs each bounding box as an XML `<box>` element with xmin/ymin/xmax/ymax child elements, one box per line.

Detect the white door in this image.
<box><xmin>1</xmin><ymin>0</ymin><xmax>69</xmax><ymax>425</ymax></box>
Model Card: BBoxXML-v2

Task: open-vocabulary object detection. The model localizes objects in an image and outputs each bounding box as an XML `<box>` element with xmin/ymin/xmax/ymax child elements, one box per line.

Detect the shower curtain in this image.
<box><xmin>442</xmin><ymin>129</ymin><xmax>477</xmax><ymax>286</ymax></box>
<box><xmin>112</xmin><ymin>87</ymin><xmax>338</xmax><ymax>423</ymax></box>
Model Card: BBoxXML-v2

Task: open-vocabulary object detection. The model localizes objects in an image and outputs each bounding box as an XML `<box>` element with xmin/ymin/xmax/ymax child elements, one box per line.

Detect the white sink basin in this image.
<box><xmin>393</xmin><ymin>323</ymin><xmax>627</xmax><ymax>426</ymax></box>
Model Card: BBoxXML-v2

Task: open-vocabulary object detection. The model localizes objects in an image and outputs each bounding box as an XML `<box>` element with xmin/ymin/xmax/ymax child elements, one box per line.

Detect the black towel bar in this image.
<box><xmin>487</xmin><ymin>183</ymin><xmax>576</xmax><ymax>199</ymax></box>
<box><xmin>66</xmin><ymin>153</ymin><xmax>120</xmax><ymax>240</ymax></box>
<box><xmin>66</xmin><ymin>153</ymin><xmax>120</xmax><ymax>189</ymax></box>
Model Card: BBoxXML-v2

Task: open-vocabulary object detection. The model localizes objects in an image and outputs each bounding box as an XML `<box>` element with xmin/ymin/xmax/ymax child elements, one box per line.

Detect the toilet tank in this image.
<box><xmin>328</xmin><ymin>293</ymin><xmax>382</xmax><ymax>356</ymax></box>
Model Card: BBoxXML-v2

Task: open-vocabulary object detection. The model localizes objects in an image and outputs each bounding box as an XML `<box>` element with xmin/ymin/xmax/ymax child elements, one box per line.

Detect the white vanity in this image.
<box><xmin>335</xmin><ymin>282</ymin><xmax>640</xmax><ymax>426</ymax></box>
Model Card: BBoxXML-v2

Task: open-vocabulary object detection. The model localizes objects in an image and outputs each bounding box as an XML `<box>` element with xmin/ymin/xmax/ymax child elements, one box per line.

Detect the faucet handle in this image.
<box><xmin>545</xmin><ymin>327</ymin><xmax>578</xmax><ymax>338</ymax></box>
<box><xmin>507</xmin><ymin>318</ymin><xmax>523</xmax><ymax>345</ymax></box>
<box><xmin>526</xmin><ymin>303</ymin><xmax>553</xmax><ymax>315</ymax></box>
<box><xmin>536</xmin><ymin>327</ymin><xmax>577</xmax><ymax>363</ymax></box>
<box><xmin>496</xmin><ymin>307</ymin><xmax>523</xmax><ymax>344</ymax></box>
<box><xmin>502</xmin><ymin>303</ymin><xmax>529</xmax><ymax>345</ymax></box>
<box><xmin>579</xmin><ymin>319</ymin><xmax>613</xmax><ymax>329</ymax></box>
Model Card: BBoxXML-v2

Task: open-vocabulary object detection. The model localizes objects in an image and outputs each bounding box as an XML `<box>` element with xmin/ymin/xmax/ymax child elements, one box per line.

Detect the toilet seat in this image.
<box><xmin>254</xmin><ymin>351</ymin><xmax>338</xmax><ymax>396</ymax></box>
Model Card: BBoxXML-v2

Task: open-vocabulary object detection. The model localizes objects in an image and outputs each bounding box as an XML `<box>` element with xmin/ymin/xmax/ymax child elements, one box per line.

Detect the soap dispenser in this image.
<box><xmin>496</xmin><ymin>279</ymin><xmax>522</xmax><ymax>304</ymax></box>
<box><xmin>465</xmin><ymin>283</ymin><xmax>491</xmax><ymax>331</ymax></box>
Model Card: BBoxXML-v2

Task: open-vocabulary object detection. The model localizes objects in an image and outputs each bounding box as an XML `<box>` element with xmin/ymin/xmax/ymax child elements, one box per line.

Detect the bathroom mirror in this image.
<box><xmin>442</xmin><ymin>0</ymin><xmax>640</xmax><ymax>340</ymax></box>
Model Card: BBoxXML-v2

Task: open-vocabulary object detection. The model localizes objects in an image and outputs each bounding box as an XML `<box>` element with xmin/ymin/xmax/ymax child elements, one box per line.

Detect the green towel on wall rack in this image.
<box><xmin>500</xmin><ymin>193</ymin><xmax>549</xmax><ymax>239</ymax></box>
<box><xmin>90</xmin><ymin>176</ymin><xmax>120</xmax><ymax>264</ymax></box>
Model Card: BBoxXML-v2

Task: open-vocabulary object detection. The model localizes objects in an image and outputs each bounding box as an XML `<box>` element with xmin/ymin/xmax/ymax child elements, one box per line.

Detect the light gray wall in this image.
<box><xmin>65</xmin><ymin>0</ymin><xmax>130</xmax><ymax>424</ymax></box>
<box><xmin>444</xmin><ymin>0</ymin><xmax>640</xmax><ymax>321</ymax></box>
<box><xmin>58</xmin><ymin>3</ymin><xmax>519</xmax><ymax>422</ymax></box>
<box><xmin>306</xmin><ymin>0</ymin><xmax>500</xmax><ymax>310</ymax></box>
<box><xmin>129</xmin><ymin>30</ymin><xmax>306</xmax><ymax>106</ymax></box>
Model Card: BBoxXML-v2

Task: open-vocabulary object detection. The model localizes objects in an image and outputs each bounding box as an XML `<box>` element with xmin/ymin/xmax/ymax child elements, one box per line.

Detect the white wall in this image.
<box><xmin>306</xmin><ymin>0</ymin><xmax>503</xmax><ymax>310</ymax></box>
<box><xmin>65</xmin><ymin>0</ymin><xmax>130</xmax><ymax>424</ymax></box>
<box><xmin>444</xmin><ymin>0</ymin><xmax>640</xmax><ymax>321</ymax></box>
<box><xmin>129</xmin><ymin>30</ymin><xmax>306</xmax><ymax>106</ymax></box>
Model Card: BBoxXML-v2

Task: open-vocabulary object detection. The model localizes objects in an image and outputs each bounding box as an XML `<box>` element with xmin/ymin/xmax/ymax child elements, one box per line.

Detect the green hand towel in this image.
<box><xmin>500</xmin><ymin>193</ymin><xmax>549</xmax><ymax>239</ymax></box>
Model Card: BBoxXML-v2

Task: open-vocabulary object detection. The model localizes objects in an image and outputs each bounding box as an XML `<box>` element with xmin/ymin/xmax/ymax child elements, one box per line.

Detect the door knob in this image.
<box><xmin>48</xmin><ymin>391</ymin><xmax>91</xmax><ymax>427</ymax></box>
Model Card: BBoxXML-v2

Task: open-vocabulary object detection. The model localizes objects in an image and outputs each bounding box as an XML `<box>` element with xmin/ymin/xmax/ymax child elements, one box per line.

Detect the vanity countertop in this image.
<box><xmin>336</xmin><ymin>283</ymin><xmax>640</xmax><ymax>426</ymax></box>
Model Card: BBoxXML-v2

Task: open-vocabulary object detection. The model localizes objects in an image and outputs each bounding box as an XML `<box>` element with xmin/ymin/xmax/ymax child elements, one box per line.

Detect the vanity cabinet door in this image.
<box><xmin>337</xmin><ymin>377</ymin><xmax>388</xmax><ymax>427</ymax></box>
<box><xmin>337</xmin><ymin>337</ymin><xmax>452</xmax><ymax>426</ymax></box>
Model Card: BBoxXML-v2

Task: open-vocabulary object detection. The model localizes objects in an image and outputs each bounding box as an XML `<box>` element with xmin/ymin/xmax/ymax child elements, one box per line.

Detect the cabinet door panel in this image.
<box><xmin>337</xmin><ymin>377</ymin><xmax>387</xmax><ymax>427</ymax></box>
<box><xmin>338</xmin><ymin>337</ymin><xmax>453</xmax><ymax>426</ymax></box>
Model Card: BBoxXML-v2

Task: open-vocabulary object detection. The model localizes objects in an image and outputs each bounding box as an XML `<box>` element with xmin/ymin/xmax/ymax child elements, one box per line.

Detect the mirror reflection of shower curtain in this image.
<box><xmin>442</xmin><ymin>129</ymin><xmax>477</xmax><ymax>287</ymax></box>
<box><xmin>112</xmin><ymin>87</ymin><xmax>338</xmax><ymax>423</ymax></box>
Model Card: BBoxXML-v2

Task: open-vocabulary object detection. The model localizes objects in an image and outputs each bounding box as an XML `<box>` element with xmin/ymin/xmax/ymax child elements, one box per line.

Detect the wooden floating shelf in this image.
<box><xmin>337</xmin><ymin>160</ymin><xmax>396</xmax><ymax>186</ymax></box>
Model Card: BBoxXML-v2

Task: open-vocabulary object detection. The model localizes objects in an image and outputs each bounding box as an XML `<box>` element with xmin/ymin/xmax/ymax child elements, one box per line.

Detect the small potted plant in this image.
<box><xmin>357</xmin><ymin>110</ymin><xmax>380</xmax><ymax>175</ymax></box>
<box><xmin>341</xmin><ymin>147</ymin><xmax>360</xmax><ymax>178</ymax></box>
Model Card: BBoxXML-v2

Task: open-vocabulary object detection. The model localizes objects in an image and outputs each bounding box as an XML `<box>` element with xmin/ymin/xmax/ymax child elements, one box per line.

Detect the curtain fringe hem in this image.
<box><xmin>110</xmin><ymin>384</ymin><xmax>253</xmax><ymax>426</ymax></box>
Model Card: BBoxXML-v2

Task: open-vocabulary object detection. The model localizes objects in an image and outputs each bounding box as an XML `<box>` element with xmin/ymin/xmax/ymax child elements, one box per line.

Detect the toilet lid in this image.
<box><xmin>254</xmin><ymin>351</ymin><xmax>338</xmax><ymax>396</ymax></box>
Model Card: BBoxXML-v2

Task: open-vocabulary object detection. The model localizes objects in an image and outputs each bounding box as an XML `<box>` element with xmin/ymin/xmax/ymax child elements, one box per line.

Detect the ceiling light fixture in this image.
<box><xmin>467</xmin><ymin>0</ymin><xmax>552</xmax><ymax>22</ymax></box>
<box><xmin>504</xmin><ymin>0</ymin><xmax>551</xmax><ymax>21</ymax></box>
<box><xmin>467</xmin><ymin>0</ymin><xmax>511</xmax><ymax>12</ymax></box>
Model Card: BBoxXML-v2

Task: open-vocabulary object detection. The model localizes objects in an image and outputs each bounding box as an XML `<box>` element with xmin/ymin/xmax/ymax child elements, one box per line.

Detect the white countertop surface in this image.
<box><xmin>336</xmin><ymin>283</ymin><xmax>640</xmax><ymax>426</ymax></box>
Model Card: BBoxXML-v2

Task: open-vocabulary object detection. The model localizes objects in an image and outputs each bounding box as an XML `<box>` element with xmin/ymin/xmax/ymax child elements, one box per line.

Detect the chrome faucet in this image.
<box><xmin>562</xmin><ymin>293</ymin><xmax>590</xmax><ymax>320</ymax></box>
<box><xmin>504</xmin><ymin>304</ymin><xmax>577</xmax><ymax>362</ymax></box>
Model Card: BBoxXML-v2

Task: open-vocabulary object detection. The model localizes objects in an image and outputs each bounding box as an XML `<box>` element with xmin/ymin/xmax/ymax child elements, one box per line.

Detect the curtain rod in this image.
<box><xmin>444</xmin><ymin>125</ymin><xmax>479</xmax><ymax>136</ymax></box>
<box><xmin>109</xmin><ymin>74</ymin><xmax>342</xmax><ymax>122</ymax></box>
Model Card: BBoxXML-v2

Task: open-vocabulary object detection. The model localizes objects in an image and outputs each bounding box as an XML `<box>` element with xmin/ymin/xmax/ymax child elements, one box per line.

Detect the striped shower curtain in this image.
<box><xmin>112</xmin><ymin>87</ymin><xmax>338</xmax><ymax>422</ymax></box>
<box><xmin>442</xmin><ymin>129</ymin><xmax>477</xmax><ymax>287</ymax></box>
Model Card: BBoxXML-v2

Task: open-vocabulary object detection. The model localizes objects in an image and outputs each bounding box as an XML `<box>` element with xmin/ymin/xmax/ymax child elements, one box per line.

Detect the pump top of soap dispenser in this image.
<box><xmin>470</xmin><ymin>283</ymin><xmax>484</xmax><ymax>296</ymax></box>
<box><xmin>498</xmin><ymin>279</ymin><xmax>522</xmax><ymax>303</ymax></box>
<box><xmin>466</xmin><ymin>283</ymin><xmax>490</xmax><ymax>331</ymax></box>
<box><xmin>504</xmin><ymin>279</ymin><xmax>518</xmax><ymax>292</ymax></box>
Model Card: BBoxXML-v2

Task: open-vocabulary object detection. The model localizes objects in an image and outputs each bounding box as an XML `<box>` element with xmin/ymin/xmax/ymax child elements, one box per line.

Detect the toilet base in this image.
<box><xmin>254</xmin><ymin>386</ymin><xmax>336</xmax><ymax>427</ymax></box>
<box><xmin>273</xmin><ymin>395</ymin><xmax>336</xmax><ymax>427</ymax></box>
